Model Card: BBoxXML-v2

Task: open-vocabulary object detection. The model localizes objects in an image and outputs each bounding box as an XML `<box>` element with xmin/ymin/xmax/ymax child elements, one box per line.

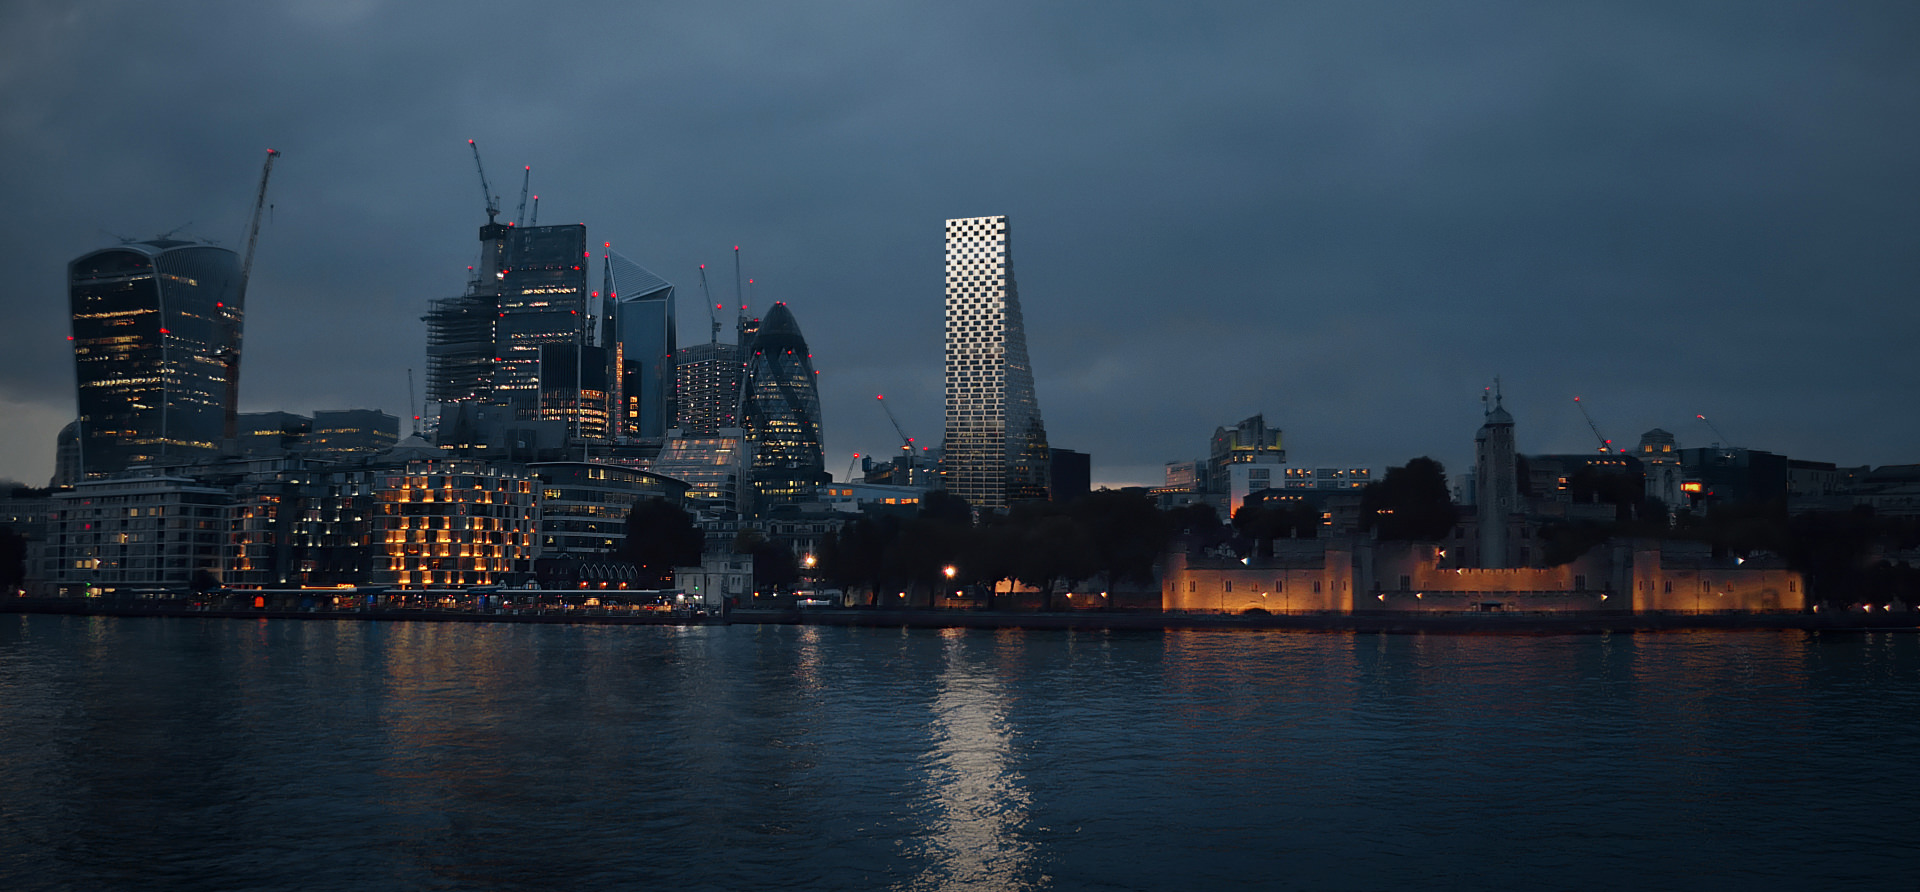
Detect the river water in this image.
<box><xmin>1</xmin><ymin>615</ymin><xmax>1915</xmax><ymax>890</ymax></box>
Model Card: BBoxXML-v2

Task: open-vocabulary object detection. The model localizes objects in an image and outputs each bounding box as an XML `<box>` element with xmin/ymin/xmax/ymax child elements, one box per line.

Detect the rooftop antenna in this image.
<box><xmin>513</xmin><ymin>166</ymin><xmax>531</xmax><ymax>227</ymax></box>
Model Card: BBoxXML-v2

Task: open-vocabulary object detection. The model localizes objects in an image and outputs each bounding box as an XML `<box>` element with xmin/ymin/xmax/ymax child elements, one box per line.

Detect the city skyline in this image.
<box><xmin>4</xmin><ymin>3</ymin><xmax>1918</xmax><ymax>489</ymax></box>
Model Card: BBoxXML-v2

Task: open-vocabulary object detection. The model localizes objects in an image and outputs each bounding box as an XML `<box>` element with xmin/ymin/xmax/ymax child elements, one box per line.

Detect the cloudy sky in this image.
<box><xmin>3</xmin><ymin>1</ymin><xmax>1916</xmax><ymax>489</ymax></box>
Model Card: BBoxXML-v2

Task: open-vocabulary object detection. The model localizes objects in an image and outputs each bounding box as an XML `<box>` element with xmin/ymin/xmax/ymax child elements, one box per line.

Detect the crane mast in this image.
<box><xmin>468</xmin><ymin>139</ymin><xmax>499</xmax><ymax>223</ymax></box>
<box><xmin>513</xmin><ymin>166</ymin><xmax>531</xmax><ymax>227</ymax></box>
<box><xmin>1695</xmin><ymin>414</ymin><xmax>1735</xmax><ymax>449</ymax></box>
<box><xmin>223</xmin><ymin>148</ymin><xmax>280</xmax><ymax>443</ymax></box>
<box><xmin>697</xmin><ymin>264</ymin><xmax>720</xmax><ymax>344</ymax></box>
<box><xmin>1572</xmin><ymin>396</ymin><xmax>1616</xmax><ymax>454</ymax></box>
<box><xmin>875</xmin><ymin>394</ymin><xmax>914</xmax><ymax>452</ymax></box>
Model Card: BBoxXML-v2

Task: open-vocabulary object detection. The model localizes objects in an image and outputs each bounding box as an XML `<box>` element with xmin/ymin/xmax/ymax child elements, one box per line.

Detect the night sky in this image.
<box><xmin>4</xmin><ymin>1</ymin><xmax>1916</xmax><ymax>490</ymax></box>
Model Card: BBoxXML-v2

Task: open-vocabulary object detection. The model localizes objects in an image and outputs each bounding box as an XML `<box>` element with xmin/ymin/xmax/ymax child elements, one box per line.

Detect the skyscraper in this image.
<box><xmin>673</xmin><ymin>342</ymin><xmax>744</xmax><ymax>434</ymax></box>
<box><xmin>942</xmin><ymin>215</ymin><xmax>1049</xmax><ymax>512</ymax></box>
<box><xmin>494</xmin><ymin>224</ymin><xmax>589</xmax><ymax>416</ymax></box>
<box><xmin>68</xmin><ymin>238</ymin><xmax>242</xmax><ymax>476</ymax></box>
<box><xmin>739</xmin><ymin>301</ymin><xmax>826</xmax><ymax>510</ymax></box>
<box><xmin>604</xmin><ymin>250</ymin><xmax>675</xmax><ymax>439</ymax></box>
<box><xmin>424</xmin><ymin>203</ymin><xmax>513</xmax><ymax>413</ymax></box>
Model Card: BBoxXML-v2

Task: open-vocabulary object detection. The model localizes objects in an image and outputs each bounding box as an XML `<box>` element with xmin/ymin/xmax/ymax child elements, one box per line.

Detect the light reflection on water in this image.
<box><xmin>1</xmin><ymin>616</ymin><xmax>1918</xmax><ymax>890</ymax></box>
<box><xmin>902</xmin><ymin>628</ymin><xmax>1040</xmax><ymax>892</ymax></box>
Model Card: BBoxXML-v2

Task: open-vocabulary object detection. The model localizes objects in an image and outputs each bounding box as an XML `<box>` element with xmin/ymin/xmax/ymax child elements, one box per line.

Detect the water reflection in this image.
<box><xmin>901</xmin><ymin>629</ymin><xmax>1040</xmax><ymax>892</ymax></box>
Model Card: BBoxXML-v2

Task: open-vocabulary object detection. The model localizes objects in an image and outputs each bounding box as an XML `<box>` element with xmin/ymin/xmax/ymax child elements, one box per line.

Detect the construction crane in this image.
<box><xmin>513</xmin><ymin>165</ymin><xmax>531</xmax><ymax>227</ymax></box>
<box><xmin>527</xmin><ymin>195</ymin><xmax>538</xmax><ymax>228</ymax></box>
<box><xmin>1572</xmin><ymin>396</ymin><xmax>1617</xmax><ymax>454</ymax></box>
<box><xmin>845</xmin><ymin>453</ymin><xmax>863</xmax><ymax>483</ymax></box>
<box><xmin>875</xmin><ymin>394</ymin><xmax>915</xmax><ymax>453</ymax></box>
<box><xmin>467</xmin><ymin>139</ymin><xmax>499</xmax><ymax>223</ymax></box>
<box><xmin>697</xmin><ymin>263</ymin><xmax>721</xmax><ymax>344</ymax></box>
<box><xmin>1695</xmin><ymin>414</ymin><xmax>1735</xmax><ymax>449</ymax></box>
<box><xmin>223</xmin><ymin>147</ymin><xmax>280</xmax><ymax>443</ymax></box>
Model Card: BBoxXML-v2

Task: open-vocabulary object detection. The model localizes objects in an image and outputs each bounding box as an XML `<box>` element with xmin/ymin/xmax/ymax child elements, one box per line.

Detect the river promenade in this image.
<box><xmin>5</xmin><ymin>595</ymin><xmax>1916</xmax><ymax>634</ymax></box>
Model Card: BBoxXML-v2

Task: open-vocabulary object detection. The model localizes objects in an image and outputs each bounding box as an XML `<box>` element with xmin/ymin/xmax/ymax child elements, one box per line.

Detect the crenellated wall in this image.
<box><xmin>1629</xmin><ymin>542</ymin><xmax>1804</xmax><ymax>612</ymax></box>
<box><xmin>1161</xmin><ymin>546</ymin><xmax>1353</xmax><ymax>613</ymax></box>
<box><xmin>1161</xmin><ymin>538</ymin><xmax>1804</xmax><ymax>614</ymax></box>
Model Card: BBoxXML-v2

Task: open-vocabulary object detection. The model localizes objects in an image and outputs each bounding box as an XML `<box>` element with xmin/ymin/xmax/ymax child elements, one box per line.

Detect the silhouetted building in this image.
<box><xmin>1678</xmin><ymin>446</ymin><xmax>1789</xmax><ymax>509</ymax></box>
<box><xmin>739</xmin><ymin>302</ymin><xmax>827</xmax><ymax>510</ymax></box>
<box><xmin>1050</xmin><ymin>448</ymin><xmax>1090</xmax><ymax>502</ymax></box>
<box><xmin>235</xmin><ymin>411</ymin><xmax>311</xmax><ymax>457</ymax></box>
<box><xmin>941</xmin><ymin>215</ymin><xmax>1049</xmax><ymax>511</ymax></box>
<box><xmin>538</xmin><ymin>343</ymin><xmax>611</xmax><ymax>440</ymax></box>
<box><xmin>307</xmin><ymin>410</ymin><xmax>400</xmax><ymax>457</ymax></box>
<box><xmin>68</xmin><ymin>239</ymin><xmax>242</xmax><ymax>476</ymax></box>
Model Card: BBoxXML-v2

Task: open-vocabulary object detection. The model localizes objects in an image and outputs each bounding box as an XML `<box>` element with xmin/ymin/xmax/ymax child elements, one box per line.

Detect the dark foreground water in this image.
<box><xmin>1</xmin><ymin>616</ymin><xmax>1916</xmax><ymax>891</ymax></box>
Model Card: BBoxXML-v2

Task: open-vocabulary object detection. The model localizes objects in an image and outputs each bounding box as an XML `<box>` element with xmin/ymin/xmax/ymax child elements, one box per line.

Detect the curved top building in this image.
<box><xmin>69</xmin><ymin>239</ymin><xmax>242</xmax><ymax>477</ymax></box>
<box><xmin>739</xmin><ymin>301</ymin><xmax>826</xmax><ymax>510</ymax></box>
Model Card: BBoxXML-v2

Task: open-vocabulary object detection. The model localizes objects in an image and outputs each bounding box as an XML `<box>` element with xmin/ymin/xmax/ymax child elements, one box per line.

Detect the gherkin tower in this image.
<box><xmin>739</xmin><ymin>301</ymin><xmax>827</xmax><ymax>510</ymax></box>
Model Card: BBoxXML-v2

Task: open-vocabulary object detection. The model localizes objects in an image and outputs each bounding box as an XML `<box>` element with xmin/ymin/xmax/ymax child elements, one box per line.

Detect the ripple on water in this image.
<box><xmin>0</xmin><ymin>617</ymin><xmax>1916</xmax><ymax>890</ymax></box>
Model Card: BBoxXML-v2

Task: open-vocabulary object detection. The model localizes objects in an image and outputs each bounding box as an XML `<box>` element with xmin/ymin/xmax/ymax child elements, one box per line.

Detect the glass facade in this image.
<box><xmin>538</xmin><ymin>343</ymin><xmax>611</xmax><ymax>439</ymax></box>
<box><xmin>605</xmin><ymin>251</ymin><xmax>675</xmax><ymax>439</ymax></box>
<box><xmin>493</xmin><ymin>224</ymin><xmax>589</xmax><ymax>416</ymax></box>
<box><xmin>69</xmin><ymin>240</ymin><xmax>242</xmax><ymax>477</ymax></box>
<box><xmin>942</xmin><ymin>216</ymin><xmax>1049</xmax><ymax>512</ymax></box>
<box><xmin>739</xmin><ymin>302</ymin><xmax>827</xmax><ymax>510</ymax></box>
<box><xmin>528</xmin><ymin>462</ymin><xmax>690</xmax><ymax>556</ymax></box>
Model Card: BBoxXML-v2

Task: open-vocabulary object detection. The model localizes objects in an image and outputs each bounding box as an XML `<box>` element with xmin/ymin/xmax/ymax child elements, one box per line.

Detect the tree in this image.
<box><xmin>1359</xmin><ymin>457</ymin><xmax>1455</xmax><ymax>541</ymax></box>
<box><xmin>1234</xmin><ymin>496</ymin><xmax>1322</xmax><ymax>553</ymax></box>
<box><xmin>733</xmin><ymin>530</ymin><xmax>800</xmax><ymax>593</ymax></box>
<box><xmin>617</xmin><ymin>498</ymin><xmax>704</xmax><ymax>588</ymax></box>
<box><xmin>1070</xmin><ymin>489</ymin><xmax>1169</xmax><ymax>587</ymax></box>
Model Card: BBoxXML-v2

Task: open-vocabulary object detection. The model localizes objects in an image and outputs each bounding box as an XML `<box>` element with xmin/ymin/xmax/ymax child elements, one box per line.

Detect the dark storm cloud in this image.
<box><xmin>2</xmin><ymin>1</ymin><xmax>1916</xmax><ymax>486</ymax></box>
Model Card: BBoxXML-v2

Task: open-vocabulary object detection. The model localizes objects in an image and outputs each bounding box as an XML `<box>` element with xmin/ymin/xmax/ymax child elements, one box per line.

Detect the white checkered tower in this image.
<box><xmin>943</xmin><ymin>215</ymin><xmax>1049</xmax><ymax>512</ymax></box>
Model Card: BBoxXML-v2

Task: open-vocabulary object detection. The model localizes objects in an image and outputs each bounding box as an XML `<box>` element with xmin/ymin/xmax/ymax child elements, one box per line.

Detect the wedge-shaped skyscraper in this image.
<box><xmin>943</xmin><ymin>216</ymin><xmax>1049</xmax><ymax>512</ymax></box>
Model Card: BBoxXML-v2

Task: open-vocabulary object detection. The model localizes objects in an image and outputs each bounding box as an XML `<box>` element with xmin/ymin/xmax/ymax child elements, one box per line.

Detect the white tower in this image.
<box><xmin>942</xmin><ymin>215</ymin><xmax>1049</xmax><ymax>512</ymax></box>
<box><xmin>1474</xmin><ymin>384</ymin><xmax>1518</xmax><ymax>568</ymax></box>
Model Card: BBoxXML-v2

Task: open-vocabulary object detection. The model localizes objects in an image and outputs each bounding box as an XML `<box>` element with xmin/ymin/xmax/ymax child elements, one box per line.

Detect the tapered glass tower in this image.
<box><xmin>739</xmin><ymin>301</ymin><xmax>826</xmax><ymax>510</ymax></box>
<box><xmin>69</xmin><ymin>239</ymin><xmax>242</xmax><ymax>476</ymax></box>
<box><xmin>605</xmin><ymin>250</ymin><xmax>675</xmax><ymax>438</ymax></box>
<box><xmin>943</xmin><ymin>215</ymin><xmax>1049</xmax><ymax>512</ymax></box>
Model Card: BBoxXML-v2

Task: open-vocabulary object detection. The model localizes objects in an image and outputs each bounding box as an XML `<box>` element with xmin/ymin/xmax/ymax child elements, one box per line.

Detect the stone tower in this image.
<box><xmin>1474</xmin><ymin>385</ymin><xmax>1518</xmax><ymax>568</ymax></box>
